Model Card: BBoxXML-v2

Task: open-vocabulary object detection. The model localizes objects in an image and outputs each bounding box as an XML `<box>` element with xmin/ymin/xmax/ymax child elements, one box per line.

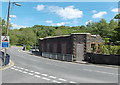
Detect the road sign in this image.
<box><xmin>1</xmin><ymin>36</ymin><xmax>9</xmax><ymax>48</ymax></box>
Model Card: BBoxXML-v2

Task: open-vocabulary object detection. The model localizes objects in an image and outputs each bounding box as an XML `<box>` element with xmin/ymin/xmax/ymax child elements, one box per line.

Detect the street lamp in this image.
<box><xmin>3</xmin><ymin>0</ymin><xmax>22</xmax><ymax>66</ymax></box>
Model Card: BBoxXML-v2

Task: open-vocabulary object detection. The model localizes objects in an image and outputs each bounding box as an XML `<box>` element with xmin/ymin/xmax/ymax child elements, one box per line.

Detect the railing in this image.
<box><xmin>42</xmin><ymin>52</ymin><xmax>73</xmax><ymax>62</ymax></box>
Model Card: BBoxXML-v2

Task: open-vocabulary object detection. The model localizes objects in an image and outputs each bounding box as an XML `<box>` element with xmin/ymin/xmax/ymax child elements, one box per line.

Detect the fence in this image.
<box><xmin>85</xmin><ymin>52</ymin><xmax>120</xmax><ymax>65</ymax></box>
<box><xmin>41</xmin><ymin>52</ymin><xmax>73</xmax><ymax>62</ymax></box>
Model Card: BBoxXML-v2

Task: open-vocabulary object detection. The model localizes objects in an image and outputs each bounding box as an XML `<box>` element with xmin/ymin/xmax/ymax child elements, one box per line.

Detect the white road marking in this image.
<box><xmin>70</xmin><ymin>81</ymin><xmax>77</xmax><ymax>83</ymax></box>
<box><xmin>20</xmin><ymin>67</ymin><xmax>24</xmax><ymax>70</ymax></box>
<box><xmin>11</xmin><ymin>67</ymin><xmax>15</xmax><ymax>70</ymax></box>
<box><xmin>34</xmin><ymin>75</ymin><xmax>41</xmax><ymax>78</ymax></box>
<box><xmin>83</xmin><ymin>69</ymin><xmax>118</xmax><ymax>75</ymax></box>
<box><xmin>41</xmin><ymin>74</ymin><xmax>48</xmax><ymax>76</ymax></box>
<box><xmin>52</xmin><ymin>80</ymin><xmax>61</xmax><ymax>83</ymax></box>
<box><xmin>28</xmin><ymin>73</ymin><xmax>34</xmax><ymax>75</ymax></box>
<box><xmin>49</xmin><ymin>76</ymin><xmax>56</xmax><ymax>79</ymax></box>
<box><xmin>42</xmin><ymin>77</ymin><xmax>50</xmax><ymax>81</ymax></box>
<box><xmin>24</xmin><ymin>69</ymin><xmax>29</xmax><ymax>71</ymax></box>
<box><xmin>34</xmin><ymin>72</ymin><xmax>40</xmax><ymax>74</ymax></box>
<box><xmin>13</xmin><ymin>66</ymin><xmax>16</xmax><ymax>68</ymax></box>
<box><xmin>18</xmin><ymin>70</ymin><xmax>23</xmax><ymax>72</ymax></box>
<box><xmin>30</xmin><ymin>70</ymin><xmax>34</xmax><ymax>73</ymax></box>
<box><xmin>14</xmin><ymin>69</ymin><xmax>18</xmax><ymax>71</ymax></box>
<box><xmin>58</xmin><ymin>78</ymin><xmax>67</xmax><ymax>81</ymax></box>
<box><xmin>22</xmin><ymin>71</ymin><xmax>28</xmax><ymax>74</ymax></box>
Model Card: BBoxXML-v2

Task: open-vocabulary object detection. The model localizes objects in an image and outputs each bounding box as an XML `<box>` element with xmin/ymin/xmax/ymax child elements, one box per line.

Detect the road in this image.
<box><xmin>2</xmin><ymin>46</ymin><xmax>119</xmax><ymax>83</ymax></box>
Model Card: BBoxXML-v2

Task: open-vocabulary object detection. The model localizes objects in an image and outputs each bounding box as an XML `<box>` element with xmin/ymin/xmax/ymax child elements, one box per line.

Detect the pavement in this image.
<box><xmin>2</xmin><ymin>46</ymin><xmax>120</xmax><ymax>83</ymax></box>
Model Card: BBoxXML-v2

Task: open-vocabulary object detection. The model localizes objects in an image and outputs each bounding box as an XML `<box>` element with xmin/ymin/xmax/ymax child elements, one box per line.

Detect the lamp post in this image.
<box><xmin>3</xmin><ymin>0</ymin><xmax>22</xmax><ymax>66</ymax></box>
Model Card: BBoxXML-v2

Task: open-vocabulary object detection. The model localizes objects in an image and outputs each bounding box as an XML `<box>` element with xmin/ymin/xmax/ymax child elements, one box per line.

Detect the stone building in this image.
<box><xmin>39</xmin><ymin>33</ymin><xmax>103</xmax><ymax>62</ymax></box>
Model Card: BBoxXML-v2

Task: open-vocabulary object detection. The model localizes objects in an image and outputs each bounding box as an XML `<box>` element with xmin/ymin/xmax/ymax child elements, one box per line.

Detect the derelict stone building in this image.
<box><xmin>39</xmin><ymin>33</ymin><xmax>103</xmax><ymax>62</ymax></box>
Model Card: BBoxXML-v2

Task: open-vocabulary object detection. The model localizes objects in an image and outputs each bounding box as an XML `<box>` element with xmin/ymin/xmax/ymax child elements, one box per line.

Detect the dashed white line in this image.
<box><xmin>34</xmin><ymin>72</ymin><xmax>40</xmax><ymax>74</ymax></box>
<box><xmin>58</xmin><ymin>78</ymin><xmax>67</xmax><ymax>81</ymax></box>
<box><xmin>14</xmin><ymin>69</ymin><xmax>18</xmax><ymax>71</ymax></box>
<box><xmin>49</xmin><ymin>76</ymin><xmax>56</xmax><ymax>79</ymax></box>
<box><xmin>18</xmin><ymin>70</ymin><xmax>23</xmax><ymax>72</ymax></box>
<box><xmin>34</xmin><ymin>75</ymin><xmax>41</xmax><ymax>78</ymax></box>
<box><xmin>23</xmin><ymin>71</ymin><xmax>28</xmax><ymax>74</ymax></box>
<box><xmin>41</xmin><ymin>74</ymin><xmax>48</xmax><ymax>76</ymax></box>
<box><xmin>30</xmin><ymin>70</ymin><xmax>34</xmax><ymax>73</ymax></box>
<box><xmin>42</xmin><ymin>77</ymin><xmax>50</xmax><ymax>81</ymax></box>
<box><xmin>24</xmin><ymin>69</ymin><xmax>29</xmax><ymax>71</ymax></box>
<box><xmin>11</xmin><ymin>67</ymin><xmax>15</xmax><ymax>70</ymax></box>
<box><xmin>28</xmin><ymin>73</ymin><xmax>34</xmax><ymax>75</ymax></box>
<box><xmin>70</xmin><ymin>81</ymin><xmax>77</xmax><ymax>83</ymax></box>
<box><xmin>52</xmin><ymin>80</ymin><xmax>61</xmax><ymax>83</ymax></box>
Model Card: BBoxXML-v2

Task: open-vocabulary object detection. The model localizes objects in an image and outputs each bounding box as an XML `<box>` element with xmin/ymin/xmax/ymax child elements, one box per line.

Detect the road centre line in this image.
<box><xmin>49</xmin><ymin>76</ymin><xmax>56</xmax><ymax>79</ymax></box>
<box><xmin>41</xmin><ymin>74</ymin><xmax>48</xmax><ymax>76</ymax></box>
<box><xmin>52</xmin><ymin>80</ymin><xmax>61</xmax><ymax>83</ymax></box>
<box><xmin>58</xmin><ymin>78</ymin><xmax>67</xmax><ymax>81</ymax></box>
<box><xmin>11</xmin><ymin>66</ymin><xmax>77</xmax><ymax>83</ymax></box>
<box><xmin>42</xmin><ymin>77</ymin><xmax>50</xmax><ymax>81</ymax></box>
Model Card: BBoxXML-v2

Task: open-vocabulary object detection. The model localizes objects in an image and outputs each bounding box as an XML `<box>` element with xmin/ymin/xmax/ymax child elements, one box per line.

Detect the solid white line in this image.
<box><xmin>52</xmin><ymin>80</ymin><xmax>61</xmax><ymax>83</ymax></box>
<box><xmin>49</xmin><ymin>76</ymin><xmax>56</xmax><ymax>79</ymax></box>
<box><xmin>42</xmin><ymin>77</ymin><xmax>50</xmax><ymax>81</ymax></box>
<box><xmin>34</xmin><ymin>72</ymin><xmax>40</xmax><ymax>74</ymax></box>
<box><xmin>58</xmin><ymin>78</ymin><xmax>67</xmax><ymax>81</ymax></box>
<box><xmin>34</xmin><ymin>75</ymin><xmax>41</xmax><ymax>78</ymax></box>
<box><xmin>41</xmin><ymin>74</ymin><xmax>48</xmax><ymax>76</ymax></box>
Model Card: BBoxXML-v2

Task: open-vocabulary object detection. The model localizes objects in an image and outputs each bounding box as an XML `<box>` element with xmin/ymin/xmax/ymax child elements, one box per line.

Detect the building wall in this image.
<box><xmin>39</xmin><ymin>33</ymin><xmax>103</xmax><ymax>62</ymax></box>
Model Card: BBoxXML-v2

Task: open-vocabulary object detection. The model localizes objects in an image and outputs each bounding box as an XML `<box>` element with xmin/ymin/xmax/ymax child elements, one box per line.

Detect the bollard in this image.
<box><xmin>5</xmin><ymin>54</ymin><xmax>10</xmax><ymax>65</ymax></box>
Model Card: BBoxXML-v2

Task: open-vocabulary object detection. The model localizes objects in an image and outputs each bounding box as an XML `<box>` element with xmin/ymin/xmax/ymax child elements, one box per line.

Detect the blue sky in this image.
<box><xmin>1</xmin><ymin>2</ymin><xmax>119</xmax><ymax>29</ymax></box>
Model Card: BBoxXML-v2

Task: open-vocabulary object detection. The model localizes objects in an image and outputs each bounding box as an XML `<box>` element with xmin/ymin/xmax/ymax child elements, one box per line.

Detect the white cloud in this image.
<box><xmin>111</xmin><ymin>8</ymin><xmax>120</xmax><ymax>12</ymax></box>
<box><xmin>12</xmin><ymin>23</ymin><xmax>26</xmax><ymax>29</ymax></box>
<box><xmin>92</xmin><ymin>11</ymin><xmax>107</xmax><ymax>18</ymax></box>
<box><xmin>35</xmin><ymin>5</ymin><xmax>45</xmax><ymax>11</ymax></box>
<box><xmin>85</xmin><ymin>20</ymin><xmax>92</xmax><ymax>25</ymax></box>
<box><xmin>91</xmin><ymin>10</ymin><xmax>97</xmax><ymax>13</ymax></box>
<box><xmin>10</xmin><ymin>15</ymin><xmax>16</xmax><ymax>18</ymax></box>
<box><xmin>45</xmin><ymin>20</ymin><xmax>53</xmax><ymax>23</ymax></box>
<box><xmin>51</xmin><ymin>22</ymin><xmax>67</xmax><ymax>26</ymax></box>
<box><xmin>48</xmin><ymin>5</ymin><xmax>83</xmax><ymax>20</ymax></box>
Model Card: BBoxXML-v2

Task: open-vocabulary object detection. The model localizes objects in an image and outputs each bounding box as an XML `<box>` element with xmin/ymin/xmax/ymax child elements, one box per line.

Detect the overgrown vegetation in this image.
<box><xmin>0</xmin><ymin>14</ymin><xmax>120</xmax><ymax>53</ymax></box>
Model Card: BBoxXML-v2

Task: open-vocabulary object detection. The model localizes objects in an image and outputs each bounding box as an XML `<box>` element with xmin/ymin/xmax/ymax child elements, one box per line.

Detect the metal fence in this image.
<box><xmin>42</xmin><ymin>52</ymin><xmax>73</xmax><ymax>62</ymax></box>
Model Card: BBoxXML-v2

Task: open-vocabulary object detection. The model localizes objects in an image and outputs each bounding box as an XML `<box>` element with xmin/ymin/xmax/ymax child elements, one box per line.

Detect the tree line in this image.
<box><xmin>0</xmin><ymin>14</ymin><xmax>120</xmax><ymax>47</ymax></box>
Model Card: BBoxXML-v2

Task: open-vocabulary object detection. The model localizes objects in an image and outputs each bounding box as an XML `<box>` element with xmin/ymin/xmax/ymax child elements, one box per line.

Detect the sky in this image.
<box><xmin>1</xmin><ymin>2</ymin><xmax>119</xmax><ymax>29</ymax></box>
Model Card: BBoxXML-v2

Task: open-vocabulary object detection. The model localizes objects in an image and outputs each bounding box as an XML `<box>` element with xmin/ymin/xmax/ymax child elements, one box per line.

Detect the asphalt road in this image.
<box><xmin>2</xmin><ymin>46</ymin><xmax>119</xmax><ymax>83</ymax></box>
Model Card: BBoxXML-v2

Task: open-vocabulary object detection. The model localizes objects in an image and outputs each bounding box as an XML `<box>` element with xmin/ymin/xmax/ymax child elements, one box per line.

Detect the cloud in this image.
<box><xmin>111</xmin><ymin>8</ymin><xmax>120</xmax><ymax>12</ymax></box>
<box><xmin>45</xmin><ymin>20</ymin><xmax>53</xmax><ymax>23</ymax></box>
<box><xmin>51</xmin><ymin>22</ymin><xmax>67</xmax><ymax>26</ymax></box>
<box><xmin>12</xmin><ymin>23</ymin><xmax>26</xmax><ymax>29</ymax></box>
<box><xmin>35</xmin><ymin>5</ymin><xmax>45</xmax><ymax>11</ymax></box>
<box><xmin>92</xmin><ymin>11</ymin><xmax>107</xmax><ymax>18</ymax></box>
<box><xmin>85</xmin><ymin>20</ymin><xmax>92</xmax><ymax>25</ymax></box>
<box><xmin>91</xmin><ymin>10</ymin><xmax>97</xmax><ymax>13</ymax></box>
<box><xmin>48</xmin><ymin>5</ymin><xmax>83</xmax><ymax>20</ymax></box>
<box><xmin>10</xmin><ymin>15</ymin><xmax>16</xmax><ymax>18</ymax></box>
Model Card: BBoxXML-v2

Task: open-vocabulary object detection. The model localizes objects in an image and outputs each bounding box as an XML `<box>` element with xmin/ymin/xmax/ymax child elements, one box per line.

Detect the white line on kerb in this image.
<box><xmin>49</xmin><ymin>76</ymin><xmax>56</xmax><ymax>79</ymax></box>
<box><xmin>58</xmin><ymin>78</ymin><xmax>67</xmax><ymax>81</ymax></box>
<box><xmin>41</xmin><ymin>74</ymin><xmax>48</xmax><ymax>76</ymax></box>
<box><xmin>42</xmin><ymin>77</ymin><xmax>50</xmax><ymax>81</ymax></box>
